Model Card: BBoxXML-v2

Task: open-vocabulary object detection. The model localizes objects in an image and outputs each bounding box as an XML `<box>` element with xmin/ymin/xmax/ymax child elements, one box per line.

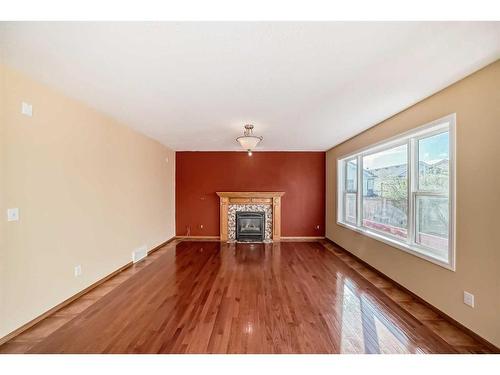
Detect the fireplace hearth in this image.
<box><xmin>236</xmin><ymin>211</ymin><xmax>265</xmax><ymax>242</ymax></box>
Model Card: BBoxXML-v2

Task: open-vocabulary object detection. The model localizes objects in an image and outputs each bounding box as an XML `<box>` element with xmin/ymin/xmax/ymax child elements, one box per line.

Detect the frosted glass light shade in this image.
<box><xmin>237</xmin><ymin>136</ymin><xmax>262</xmax><ymax>150</ymax></box>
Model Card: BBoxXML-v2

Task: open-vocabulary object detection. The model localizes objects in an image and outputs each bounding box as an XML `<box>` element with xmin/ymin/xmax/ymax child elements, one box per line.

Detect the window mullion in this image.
<box><xmin>408</xmin><ymin>138</ymin><xmax>416</xmax><ymax>245</ymax></box>
<box><xmin>343</xmin><ymin>161</ymin><xmax>347</xmax><ymax>223</ymax></box>
<box><xmin>357</xmin><ymin>154</ymin><xmax>363</xmax><ymax>228</ymax></box>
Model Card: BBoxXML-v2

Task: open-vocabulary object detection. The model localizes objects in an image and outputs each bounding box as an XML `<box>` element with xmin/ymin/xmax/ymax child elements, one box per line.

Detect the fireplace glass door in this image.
<box><xmin>236</xmin><ymin>211</ymin><xmax>265</xmax><ymax>242</ymax></box>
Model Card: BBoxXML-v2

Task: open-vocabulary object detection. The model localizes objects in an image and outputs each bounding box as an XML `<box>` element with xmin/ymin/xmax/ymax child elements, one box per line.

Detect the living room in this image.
<box><xmin>1</xmin><ymin>1</ymin><xmax>499</xmax><ymax>373</ymax></box>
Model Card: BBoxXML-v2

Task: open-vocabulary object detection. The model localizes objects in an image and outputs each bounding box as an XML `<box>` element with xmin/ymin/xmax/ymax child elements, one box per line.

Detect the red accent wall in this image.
<box><xmin>176</xmin><ymin>151</ymin><xmax>325</xmax><ymax>237</ymax></box>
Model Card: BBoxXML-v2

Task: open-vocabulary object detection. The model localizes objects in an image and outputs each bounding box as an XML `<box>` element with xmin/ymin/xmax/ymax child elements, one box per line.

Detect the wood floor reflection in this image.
<box><xmin>0</xmin><ymin>240</ymin><xmax>495</xmax><ymax>353</ymax></box>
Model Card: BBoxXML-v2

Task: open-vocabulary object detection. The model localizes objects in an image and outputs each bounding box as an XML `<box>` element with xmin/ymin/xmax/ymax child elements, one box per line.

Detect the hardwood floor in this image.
<box><xmin>0</xmin><ymin>240</ymin><xmax>495</xmax><ymax>354</ymax></box>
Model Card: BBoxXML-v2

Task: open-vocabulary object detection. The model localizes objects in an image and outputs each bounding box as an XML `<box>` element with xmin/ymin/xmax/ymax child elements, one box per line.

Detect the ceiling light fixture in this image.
<box><xmin>236</xmin><ymin>124</ymin><xmax>263</xmax><ymax>156</ymax></box>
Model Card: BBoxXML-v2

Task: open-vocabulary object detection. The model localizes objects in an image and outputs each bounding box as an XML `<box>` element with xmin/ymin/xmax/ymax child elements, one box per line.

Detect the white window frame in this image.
<box><xmin>336</xmin><ymin>114</ymin><xmax>456</xmax><ymax>271</ymax></box>
<box><xmin>343</xmin><ymin>157</ymin><xmax>358</xmax><ymax>225</ymax></box>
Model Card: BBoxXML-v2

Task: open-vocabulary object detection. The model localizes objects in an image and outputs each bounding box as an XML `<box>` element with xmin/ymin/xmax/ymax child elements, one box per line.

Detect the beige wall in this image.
<box><xmin>0</xmin><ymin>64</ymin><xmax>176</xmax><ymax>339</ymax></box>
<box><xmin>326</xmin><ymin>60</ymin><xmax>500</xmax><ymax>347</ymax></box>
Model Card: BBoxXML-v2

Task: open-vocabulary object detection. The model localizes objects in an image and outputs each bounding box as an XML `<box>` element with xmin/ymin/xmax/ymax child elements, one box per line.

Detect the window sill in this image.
<box><xmin>336</xmin><ymin>221</ymin><xmax>455</xmax><ymax>271</ymax></box>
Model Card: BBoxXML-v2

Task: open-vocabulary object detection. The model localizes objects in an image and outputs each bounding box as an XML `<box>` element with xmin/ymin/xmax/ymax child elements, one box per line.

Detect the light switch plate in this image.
<box><xmin>21</xmin><ymin>102</ymin><xmax>33</xmax><ymax>117</ymax></box>
<box><xmin>7</xmin><ymin>208</ymin><xmax>19</xmax><ymax>222</ymax></box>
<box><xmin>74</xmin><ymin>265</ymin><xmax>82</xmax><ymax>277</ymax></box>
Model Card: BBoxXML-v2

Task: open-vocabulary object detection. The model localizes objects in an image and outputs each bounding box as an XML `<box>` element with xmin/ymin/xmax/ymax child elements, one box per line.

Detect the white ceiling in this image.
<box><xmin>1</xmin><ymin>22</ymin><xmax>499</xmax><ymax>151</ymax></box>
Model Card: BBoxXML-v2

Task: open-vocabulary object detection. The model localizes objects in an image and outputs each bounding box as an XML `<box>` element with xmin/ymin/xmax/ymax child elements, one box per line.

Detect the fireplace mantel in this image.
<box><xmin>216</xmin><ymin>191</ymin><xmax>285</xmax><ymax>241</ymax></box>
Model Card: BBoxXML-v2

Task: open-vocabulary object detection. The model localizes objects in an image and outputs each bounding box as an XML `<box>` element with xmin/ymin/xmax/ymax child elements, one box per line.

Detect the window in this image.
<box><xmin>362</xmin><ymin>144</ymin><xmax>408</xmax><ymax>240</ymax></box>
<box><xmin>344</xmin><ymin>159</ymin><xmax>357</xmax><ymax>224</ymax></box>
<box><xmin>337</xmin><ymin>114</ymin><xmax>455</xmax><ymax>270</ymax></box>
<box><xmin>415</xmin><ymin>131</ymin><xmax>450</xmax><ymax>256</ymax></box>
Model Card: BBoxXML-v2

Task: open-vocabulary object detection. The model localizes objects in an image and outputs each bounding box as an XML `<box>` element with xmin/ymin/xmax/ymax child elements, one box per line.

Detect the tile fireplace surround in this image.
<box><xmin>216</xmin><ymin>192</ymin><xmax>285</xmax><ymax>242</ymax></box>
<box><xmin>228</xmin><ymin>204</ymin><xmax>272</xmax><ymax>241</ymax></box>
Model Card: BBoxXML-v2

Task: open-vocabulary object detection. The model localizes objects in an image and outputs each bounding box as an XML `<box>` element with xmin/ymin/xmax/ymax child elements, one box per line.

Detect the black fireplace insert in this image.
<box><xmin>236</xmin><ymin>211</ymin><xmax>265</xmax><ymax>242</ymax></box>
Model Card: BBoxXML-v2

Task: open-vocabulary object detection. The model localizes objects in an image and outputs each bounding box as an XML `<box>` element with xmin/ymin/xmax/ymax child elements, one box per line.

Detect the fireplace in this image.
<box><xmin>236</xmin><ymin>211</ymin><xmax>265</xmax><ymax>242</ymax></box>
<box><xmin>217</xmin><ymin>192</ymin><xmax>284</xmax><ymax>242</ymax></box>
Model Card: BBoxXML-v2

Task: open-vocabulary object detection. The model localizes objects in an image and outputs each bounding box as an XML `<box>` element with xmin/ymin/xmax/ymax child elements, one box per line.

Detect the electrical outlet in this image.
<box><xmin>7</xmin><ymin>208</ymin><xmax>19</xmax><ymax>222</ymax></box>
<box><xmin>315</xmin><ymin>225</ymin><xmax>320</xmax><ymax>230</ymax></box>
<box><xmin>463</xmin><ymin>291</ymin><xmax>474</xmax><ymax>308</ymax></box>
<box><xmin>74</xmin><ymin>265</ymin><xmax>82</xmax><ymax>277</ymax></box>
<box><xmin>21</xmin><ymin>102</ymin><xmax>33</xmax><ymax>117</ymax></box>
<box><xmin>200</xmin><ymin>224</ymin><xmax>204</xmax><ymax>230</ymax></box>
